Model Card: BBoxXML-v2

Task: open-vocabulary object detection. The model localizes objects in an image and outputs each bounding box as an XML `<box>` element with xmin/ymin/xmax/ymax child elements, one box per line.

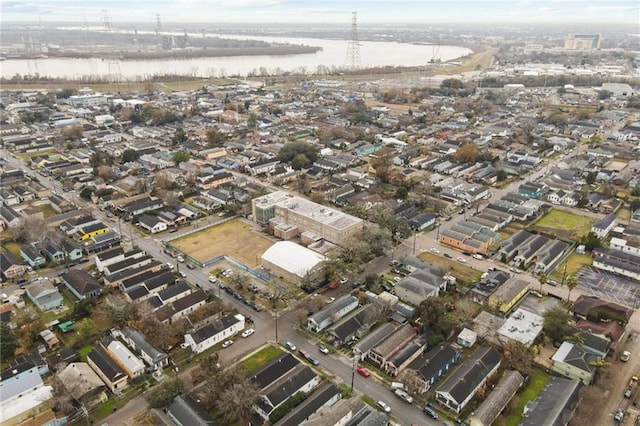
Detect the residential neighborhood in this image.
<box><xmin>0</xmin><ymin>21</ymin><xmax>640</xmax><ymax>426</ymax></box>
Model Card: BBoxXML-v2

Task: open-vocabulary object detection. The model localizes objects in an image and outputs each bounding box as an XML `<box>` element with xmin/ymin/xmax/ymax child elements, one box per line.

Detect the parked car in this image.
<box><xmin>241</xmin><ymin>328</ymin><xmax>255</xmax><ymax>338</ymax></box>
<box><xmin>326</xmin><ymin>297</ymin><xmax>336</xmax><ymax>304</ymax></box>
<box><xmin>394</xmin><ymin>389</ymin><xmax>413</xmax><ymax>404</ymax></box>
<box><xmin>340</xmin><ymin>277</ymin><xmax>349</xmax><ymax>284</ymax></box>
<box><xmin>221</xmin><ymin>340</ymin><xmax>233</xmax><ymax>349</ymax></box>
<box><xmin>308</xmin><ymin>357</ymin><xmax>320</xmax><ymax>366</ymax></box>
<box><xmin>377</xmin><ymin>400</ymin><xmax>391</xmax><ymax>413</ymax></box>
<box><xmin>166</xmin><ymin>262</ymin><xmax>175</xmax><ymax>270</ymax></box>
<box><xmin>430</xmin><ymin>247</ymin><xmax>440</xmax><ymax>253</ymax></box>
<box><xmin>472</xmin><ymin>254</ymin><xmax>483</xmax><ymax>260</ymax></box>
<box><xmin>186</xmin><ymin>263</ymin><xmax>195</xmax><ymax>269</ymax></box>
<box><xmin>423</xmin><ymin>406</ymin><xmax>439</xmax><ymax>419</ymax></box>
<box><xmin>208</xmin><ymin>275</ymin><xmax>217</xmax><ymax>283</ymax></box>
<box><xmin>286</xmin><ymin>341</ymin><xmax>297</xmax><ymax>351</ymax></box>
<box><xmin>462</xmin><ymin>251</ymin><xmax>471</xmax><ymax>256</ymax></box>
<box><xmin>177</xmin><ymin>256</ymin><xmax>185</xmax><ymax>263</ymax></box>
<box><xmin>179</xmin><ymin>271</ymin><xmax>187</xmax><ymax>278</ymax></box>
<box><xmin>622</xmin><ymin>351</ymin><xmax>631</xmax><ymax>362</ymax></box>
<box><xmin>318</xmin><ymin>344</ymin><xmax>329</xmax><ymax>354</ymax></box>
<box><xmin>356</xmin><ymin>366</ymin><xmax>371</xmax><ymax>377</ymax></box>
<box><xmin>456</xmin><ymin>257</ymin><xmax>467</xmax><ymax>263</ymax></box>
<box><xmin>443</xmin><ymin>253</ymin><xmax>452</xmax><ymax>259</ymax></box>
<box><xmin>615</xmin><ymin>408</ymin><xmax>625</xmax><ymax>421</ymax></box>
<box><xmin>625</xmin><ymin>387</ymin><xmax>633</xmax><ymax>398</ymax></box>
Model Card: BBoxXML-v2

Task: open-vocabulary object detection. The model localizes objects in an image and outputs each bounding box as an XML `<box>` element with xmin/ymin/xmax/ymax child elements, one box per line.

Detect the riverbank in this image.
<box><xmin>6</xmin><ymin>45</ymin><xmax>322</xmax><ymax>61</ymax></box>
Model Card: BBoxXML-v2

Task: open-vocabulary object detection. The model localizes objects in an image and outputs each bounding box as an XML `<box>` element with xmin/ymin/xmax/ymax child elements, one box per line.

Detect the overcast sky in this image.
<box><xmin>2</xmin><ymin>0</ymin><xmax>639</xmax><ymax>25</ymax></box>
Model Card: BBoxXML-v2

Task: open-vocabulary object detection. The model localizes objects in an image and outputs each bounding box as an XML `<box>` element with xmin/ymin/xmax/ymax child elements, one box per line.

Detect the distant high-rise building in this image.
<box><xmin>564</xmin><ymin>34</ymin><xmax>601</xmax><ymax>50</ymax></box>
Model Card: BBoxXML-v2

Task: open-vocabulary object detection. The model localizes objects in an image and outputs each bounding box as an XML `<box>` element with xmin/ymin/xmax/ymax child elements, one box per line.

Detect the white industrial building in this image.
<box><xmin>261</xmin><ymin>241</ymin><xmax>325</xmax><ymax>284</ymax></box>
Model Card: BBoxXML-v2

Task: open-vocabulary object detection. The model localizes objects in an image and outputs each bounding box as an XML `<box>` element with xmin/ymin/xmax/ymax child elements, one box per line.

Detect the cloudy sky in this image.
<box><xmin>2</xmin><ymin>0</ymin><xmax>639</xmax><ymax>25</ymax></box>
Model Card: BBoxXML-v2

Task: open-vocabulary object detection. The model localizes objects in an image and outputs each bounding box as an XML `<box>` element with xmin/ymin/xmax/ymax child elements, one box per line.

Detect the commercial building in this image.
<box><xmin>261</xmin><ymin>241</ymin><xmax>326</xmax><ymax>284</ymax></box>
<box><xmin>564</xmin><ymin>34</ymin><xmax>601</xmax><ymax>50</ymax></box>
<box><xmin>252</xmin><ymin>191</ymin><xmax>363</xmax><ymax>245</ymax></box>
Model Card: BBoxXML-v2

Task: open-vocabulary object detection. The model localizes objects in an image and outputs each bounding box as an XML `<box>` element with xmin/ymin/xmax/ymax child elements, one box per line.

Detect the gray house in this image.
<box><xmin>307</xmin><ymin>295</ymin><xmax>359</xmax><ymax>333</ymax></box>
<box><xmin>20</xmin><ymin>244</ymin><xmax>46</xmax><ymax>268</ymax></box>
<box><xmin>61</xmin><ymin>269</ymin><xmax>103</xmax><ymax>299</ymax></box>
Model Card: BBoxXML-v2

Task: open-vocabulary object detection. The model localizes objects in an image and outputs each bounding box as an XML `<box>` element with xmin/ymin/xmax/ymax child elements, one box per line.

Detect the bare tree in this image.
<box><xmin>217</xmin><ymin>379</ymin><xmax>261</xmax><ymax>424</ymax></box>
<box><xmin>12</xmin><ymin>216</ymin><xmax>51</xmax><ymax>244</ymax></box>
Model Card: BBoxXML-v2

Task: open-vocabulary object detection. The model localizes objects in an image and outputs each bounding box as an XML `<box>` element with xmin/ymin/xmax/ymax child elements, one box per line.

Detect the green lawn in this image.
<box><xmin>551</xmin><ymin>252</ymin><xmax>593</xmax><ymax>281</ymax></box>
<box><xmin>418</xmin><ymin>252</ymin><xmax>482</xmax><ymax>284</ymax></box>
<box><xmin>532</xmin><ymin>209</ymin><xmax>595</xmax><ymax>240</ymax></box>
<box><xmin>2</xmin><ymin>241</ymin><xmax>22</xmax><ymax>260</ymax></box>
<box><xmin>499</xmin><ymin>369</ymin><xmax>550</xmax><ymax>426</ymax></box>
<box><xmin>36</xmin><ymin>203</ymin><xmax>58</xmax><ymax>218</ymax></box>
<box><xmin>78</xmin><ymin>344</ymin><xmax>94</xmax><ymax>361</ymax></box>
<box><xmin>242</xmin><ymin>345</ymin><xmax>285</xmax><ymax>375</ymax></box>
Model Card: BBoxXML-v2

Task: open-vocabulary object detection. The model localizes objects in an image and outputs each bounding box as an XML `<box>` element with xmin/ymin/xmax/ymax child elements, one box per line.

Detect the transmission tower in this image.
<box><xmin>101</xmin><ymin>9</ymin><xmax>122</xmax><ymax>88</ymax></box>
<box><xmin>156</xmin><ymin>14</ymin><xmax>161</xmax><ymax>35</ymax></box>
<box><xmin>344</xmin><ymin>12</ymin><xmax>361</xmax><ymax>70</ymax></box>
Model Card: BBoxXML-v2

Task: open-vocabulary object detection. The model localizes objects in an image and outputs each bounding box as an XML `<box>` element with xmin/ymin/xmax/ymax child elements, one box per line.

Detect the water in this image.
<box><xmin>0</xmin><ymin>34</ymin><xmax>472</xmax><ymax>81</ymax></box>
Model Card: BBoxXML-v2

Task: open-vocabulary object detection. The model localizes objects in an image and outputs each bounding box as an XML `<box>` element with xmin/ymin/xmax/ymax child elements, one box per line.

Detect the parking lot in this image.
<box><xmin>577</xmin><ymin>267</ymin><xmax>640</xmax><ymax>309</ymax></box>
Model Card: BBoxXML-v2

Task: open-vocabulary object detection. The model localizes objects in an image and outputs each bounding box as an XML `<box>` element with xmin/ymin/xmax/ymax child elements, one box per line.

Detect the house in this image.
<box><xmin>166</xmin><ymin>394</ymin><xmax>218</xmax><ymax>426</ymax></box>
<box><xmin>326</xmin><ymin>304</ymin><xmax>376</xmax><ymax>345</ymax></box>
<box><xmin>571</xmin><ymin>294</ymin><xmax>633</xmax><ymax>324</ymax></box>
<box><xmin>394</xmin><ymin>270</ymin><xmax>445</xmax><ymax>306</ymax></box>
<box><xmin>385</xmin><ymin>334</ymin><xmax>429</xmax><ymax>377</ymax></box>
<box><xmin>568</xmin><ymin>327</ymin><xmax>611</xmax><ymax>359</ymax></box>
<box><xmin>276</xmin><ymin>382</ymin><xmax>342</xmax><ymax>426</ymax></box>
<box><xmin>255</xmin><ymin>364</ymin><xmax>321</xmax><ymax>421</ymax></box>
<box><xmin>60</xmin><ymin>269</ymin><xmax>103</xmax><ymax>299</ymax></box>
<box><xmin>368</xmin><ymin>323</ymin><xmax>416</xmax><ymax>368</ymax></box>
<box><xmin>533</xmin><ymin>240</ymin><xmax>570</xmax><ymax>274</ymax></box>
<box><xmin>20</xmin><ymin>244</ymin><xmax>46</xmax><ymax>268</ymax></box>
<box><xmin>58</xmin><ymin>362</ymin><xmax>107</xmax><ymax>407</ymax></box>
<box><xmin>0</xmin><ymin>250</ymin><xmax>27</xmax><ymax>279</ymax></box>
<box><xmin>184</xmin><ymin>313</ymin><xmax>245</xmax><ymax>353</ymax></box>
<box><xmin>592</xmin><ymin>247</ymin><xmax>640</xmax><ymax>282</ymax></box>
<box><xmin>119</xmin><ymin>327</ymin><xmax>169</xmax><ymax>371</ymax></box>
<box><xmin>25</xmin><ymin>280</ymin><xmax>64</xmax><ymax>311</ymax></box>
<box><xmin>519</xmin><ymin>377</ymin><xmax>584</xmax><ymax>426</ymax></box>
<box><xmin>410</xmin><ymin>343</ymin><xmax>461</xmax><ymax>394</ymax></box>
<box><xmin>9</xmin><ymin>352</ymin><xmax>50</xmax><ymax>377</ymax></box>
<box><xmin>101</xmin><ymin>335</ymin><xmax>145</xmax><ymax>379</ymax></box>
<box><xmin>435</xmin><ymin>346</ymin><xmax>501</xmax><ymax>414</ymax></box>
<box><xmin>467</xmin><ymin>370</ymin><xmax>524</xmax><ymax>426</ymax></box>
<box><xmin>87</xmin><ymin>346</ymin><xmax>129</xmax><ymax>393</ymax></box>
<box><xmin>488</xmin><ymin>277</ymin><xmax>530</xmax><ymax>315</ymax></box>
<box><xmin>353</xmin><ymin>323</ymin><xmax>397</xmax><ymax>361</ymax></box>
<box><xmin>551</xmin><ymin>342</ymin><xmax>598</xmax><ymax>385</ymax></box>
<box><xmin>307</xmin><ymin>295</ymin><xmax>359</xmax><ymax>333</ymax></box>
<box><xmin>0</xmin><ymin>362</ymin><xmax>53</xmax><ymax>423</ymax></box>
<box><xmin>42</xmin><ymin>240</ymin><xmax>66</xmax><ymax>263</ymax></box>
<box><xmin>498</xmin><ymin>308</ymin><xmax>544</xmax><ymax>347</ymax></box>
<box><xmin>591</xmin><ymin>213</ymin><xmax>616</xmax><ymax>239</ymax></box>
<box><xmin>138</xmin><ymin>214</ymin><xmax>168</xmax><ymax>234</ymax></box>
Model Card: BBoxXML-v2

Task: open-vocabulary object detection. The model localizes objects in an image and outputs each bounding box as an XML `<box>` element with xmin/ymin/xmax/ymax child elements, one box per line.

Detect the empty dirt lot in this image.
<box><xmin>170</xmin><ymin>219</ymin><xmax>273</xmax><ymax>267</ymax></box>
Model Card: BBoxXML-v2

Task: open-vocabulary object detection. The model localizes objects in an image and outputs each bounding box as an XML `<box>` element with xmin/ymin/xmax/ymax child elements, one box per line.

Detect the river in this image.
<box><xmin>0</xmin><ymin>34</ymin><xmax>472</xmax><ymax>81</ymax></box>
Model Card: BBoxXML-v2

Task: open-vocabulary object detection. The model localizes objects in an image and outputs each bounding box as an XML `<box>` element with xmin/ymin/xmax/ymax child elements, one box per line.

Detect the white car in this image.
<box><xmin>326</xmin><ymin>297</ymin><xmax>336</xmax><ymax>304</ymax></box>
<box><xmin>430</xmin><ymin>248</ymin><xmax>440</xmax><ymax>253</ymax></box>
<box><xmin>377</xmin><ymin>400</ymin><xmax>391</xmax><ymax>413</ymax></box>
<box><xmin>472</xmin><ymin>254</ymin><xmax>483</xmax><ymax>260</ymax></box>
<box><xmin>339</xmin><ymin>277</ymin><xmax>348</xmax><ymax>284</ymax></box>
<box><xmin>621</xmin><ymin>351</ymin><xmax>631</xmax><ymax>362</ymax></box>
<box><xmin>177</xmin><ymin>256</ymin><xmax>185</xmax><ymax>263</ymax></box>
<box><xmin>167</xmin><ymin>262</ymin><xmax>175</xmax><ymax>270</ymax></box>
<box><xmin>241</xmin><ymin>328</ymin><xmax>255</xmax><ymax>338</ymax></box>
<box><xmin>224</xmin><ymin>268</ymin><xmax>234</xmax><ymax>276</ymax></box>
<box><xmin>221</xmin><ymin>340</ymin><xmax>233</xmax><ymax>348</ymax></box>
<box><xmin>456</xmin><ymin>257</ymin><xmax>467</xmax><ymax>263</ymax></box>
<box><xmin>286</xmin><ymin>341</ymin><xmax>297</xmax><ymax>351</ymax></box>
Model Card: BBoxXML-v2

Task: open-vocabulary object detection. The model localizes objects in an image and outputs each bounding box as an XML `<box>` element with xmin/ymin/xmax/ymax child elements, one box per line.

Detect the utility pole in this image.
<box><xmin>350</xmin><ymin>348</ymin><xmax>360</xmax><ymax>392</ymax></box>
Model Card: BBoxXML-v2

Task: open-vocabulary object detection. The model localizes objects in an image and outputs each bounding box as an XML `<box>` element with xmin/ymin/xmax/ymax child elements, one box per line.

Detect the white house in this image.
<box><xmin>591</xmin><ymin>213</ymin><xmax>616</xmax><ymax>239</ymax></box>
<box><xmin>0</xmin><ymin>362</ymin><xmax>53</xmax><ymax>423</ymax></box>
<box><xmin>184</xmin><ymin>314</ymin><xmax>245</xmax><ymax>353</ymax></box>
<box><xmin>138</xmin><ymin>214</ymin><xmax>168</xmax><ymax>234</ymax></box>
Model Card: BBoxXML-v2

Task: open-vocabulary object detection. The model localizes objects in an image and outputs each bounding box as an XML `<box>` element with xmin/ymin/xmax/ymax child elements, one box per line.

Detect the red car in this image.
<box><xmin>328</xmin><ymin>282</ymin><xmax>338</xmax><ymax>290</ymax></box>
<box><xmin>356</xmin><ymin>366</ymin><xmax>371</xmax><ymax>377</ymax></box>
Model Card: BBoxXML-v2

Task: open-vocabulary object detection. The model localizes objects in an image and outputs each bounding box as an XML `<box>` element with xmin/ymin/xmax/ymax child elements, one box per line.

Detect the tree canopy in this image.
<box><xmin>278</xmin><ymin>141</ymin><xmax>320</xmax><ymax>170</ymax></box>
<box><xmin>121</xmin><ymin>149</ymin><xmax>140</xmax><ymax>163</ymax></box>
<box><xmin>453</xmin><ymin>142</ymin><xmax>480</xmax><ymax>164</ymax></box>
<box><xmin>0</xmin><ymin>323</ymin><xmax>17</xmax><ymax>359</ymax></box>
<box><xmin>543</xmin><ymin>305</ymin><xmax>571</xmax><ymax>343</ymax></box>
<box><xmin>172</xmin><ymin>150</ymin><xmax>191</xmax><ymax>166</ymax></box>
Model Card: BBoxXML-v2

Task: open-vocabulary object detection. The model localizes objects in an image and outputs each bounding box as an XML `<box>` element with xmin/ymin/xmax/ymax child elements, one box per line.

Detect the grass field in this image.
<box><xmin>242</xmin><ymin>345</ymin><xmax>285</xmax><ymax>375</ymax></box>
<box><xmin>170</xmin><ymin>219</ymin><xmax>272</xmax><ymax>267</ymax></box>
<box><xmin>533</xmin><ymin>209</ymin><xmax>595</xmax><ymax>240</ymax></box>
<box><xmin>551</xmin><ymin>252</ymin><xmax>593</xmax><ymax>281</ymax></box>
<box><xmin>2</xmin><ymin>241</ymin><xmax>22</xmax><ymax>260</ymax></box>
<box><xmin>498</xmin><ymin>369</ymin><xmax>550</xmax><ymax>426</ymax></box>
<box><xmin>418</xmin><ymin>252</ymin><xmax>482</xmax><ymax>284</ymax></box>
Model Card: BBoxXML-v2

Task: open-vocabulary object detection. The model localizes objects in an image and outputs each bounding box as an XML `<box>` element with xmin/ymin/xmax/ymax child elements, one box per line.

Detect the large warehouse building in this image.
<box><xmin>261</xmin><ymin>241</ymin><xmax>326</xmax><ymax>284</ymax></box>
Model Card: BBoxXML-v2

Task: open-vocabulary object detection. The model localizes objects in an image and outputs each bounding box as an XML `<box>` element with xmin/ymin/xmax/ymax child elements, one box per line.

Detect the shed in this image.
<box><xmin>58</xmin><ymin>321</ymin><xmax>75</xmax><ymax>333</ymax></box>
<box><xmin>457</xmin><ymin>328</ymin><xmax>477</xmax><ymax>348</ymax></box>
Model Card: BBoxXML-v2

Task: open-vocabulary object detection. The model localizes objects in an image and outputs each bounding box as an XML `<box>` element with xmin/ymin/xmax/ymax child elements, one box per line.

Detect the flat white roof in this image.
<box><xmin>261</xmin><ymin>241</ymin><xmax>325</xmax><ymax>278</ymax></box>
<box><xmin>498</xmin><ymin>308</ymin><xmax>544</xmax><ymax>347</ymax></box>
